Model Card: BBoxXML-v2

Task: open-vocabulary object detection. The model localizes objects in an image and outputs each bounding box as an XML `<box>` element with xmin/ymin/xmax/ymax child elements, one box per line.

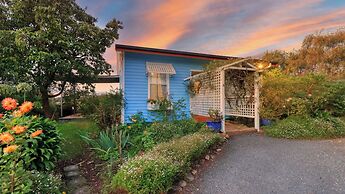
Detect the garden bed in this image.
<box><xmin>264</xmin><ymin>116</ymin><xmax>345</xmax><ymax>139</ymax></box>
<box><xmin>110</xmin><ymin>131</ymin><xmax>224</xmax><ymax>194</ymax></box>
<box><xmin>57</xmin><ymin>149</ymin><xmax>104</xmax><ymax>194</ymax></box>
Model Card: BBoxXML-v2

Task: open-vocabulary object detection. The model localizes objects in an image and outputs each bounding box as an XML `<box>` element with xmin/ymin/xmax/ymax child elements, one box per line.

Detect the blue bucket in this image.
<box><xmin>206</xmin><ymin>121</ymin><xmax>222</xmax><ymax>132</ymax></box>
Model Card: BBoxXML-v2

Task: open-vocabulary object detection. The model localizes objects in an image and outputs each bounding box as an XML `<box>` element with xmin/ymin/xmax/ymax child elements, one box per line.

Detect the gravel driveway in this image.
<box><xmin>189</xmin><ymin>134</ymin><xmax>345</xmax><ymax>194</ymax></box>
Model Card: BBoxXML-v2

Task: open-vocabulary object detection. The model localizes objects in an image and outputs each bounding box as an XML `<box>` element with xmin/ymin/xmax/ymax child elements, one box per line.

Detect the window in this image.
<box><xmin>148</xmin><ymin>73</ymin><xmax>169</xmax><ymax>100</ymax></box>
<box><xmin>146</xmin><ymin>62</ymin><xmax>175</xmax><ymax>110</ymax></box>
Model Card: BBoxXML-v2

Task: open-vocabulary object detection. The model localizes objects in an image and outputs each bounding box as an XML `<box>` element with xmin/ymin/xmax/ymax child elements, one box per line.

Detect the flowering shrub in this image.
<box><xmin>0</xmin><ymin>98</ymin><xmax>62</xmax><ymax>193</ymax></box>
<box><xmin>260</xmin><ymin>70</ymin><xmax>345</xmax><ymax>119</ymax></box>
<box><xmin>111</xmin><ymin>131</ymin><xmax>223</xmax><ymax>194</ymax></box>
<box><xmin>264</xmin><ymin>115</ymin><xmax>345</xmax><ymax>139</ymax></box>
<box><xmin>30</xmin><ymin>171</ymin><xmax>63</xmax><ymax>194</ymax></box>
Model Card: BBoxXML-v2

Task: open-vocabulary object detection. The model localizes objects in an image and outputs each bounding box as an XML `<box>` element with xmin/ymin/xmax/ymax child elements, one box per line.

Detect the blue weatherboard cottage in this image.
<box><xmin>115</xmin><ymin>44</ymin><xmax>232</xmax><ymax>123</ymax></box>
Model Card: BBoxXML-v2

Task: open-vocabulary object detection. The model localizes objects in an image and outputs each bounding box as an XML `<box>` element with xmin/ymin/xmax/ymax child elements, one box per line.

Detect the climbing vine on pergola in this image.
<box><xmin>186</xmin><ymin>58</ymin><xmax>269</xmax><ymax>131</ymax></box>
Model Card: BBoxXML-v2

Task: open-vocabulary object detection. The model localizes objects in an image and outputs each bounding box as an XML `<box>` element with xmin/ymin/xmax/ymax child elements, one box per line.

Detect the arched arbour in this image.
<box><xmin>185</xmin><ymin>58</ymin><xmax>265</xmax><ymax>132</ymax></box>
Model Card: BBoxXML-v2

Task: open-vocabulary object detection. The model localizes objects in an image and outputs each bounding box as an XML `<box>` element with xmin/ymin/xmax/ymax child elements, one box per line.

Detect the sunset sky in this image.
<box><xmin>76</xmin><ymin>0</ymin><xmax>345</xmax><ymax>68</ymax></box>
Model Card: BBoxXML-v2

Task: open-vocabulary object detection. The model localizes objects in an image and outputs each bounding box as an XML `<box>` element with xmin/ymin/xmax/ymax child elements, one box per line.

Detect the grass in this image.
<box><xmin>57</xmin><ymin>119</ymin><xmax>100</xmax><ymax>160</ymax></box>
<box><xmin>264</xmin><ymin>115</ymin><xmax>345</xmax><ymax>139</ymax></box>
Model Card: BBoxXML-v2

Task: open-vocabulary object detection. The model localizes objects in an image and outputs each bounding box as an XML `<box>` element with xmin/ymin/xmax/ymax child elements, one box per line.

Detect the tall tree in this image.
<box><xmin>289</xmin><ymin>30</ymin><xmax>345</xmax><ymax>76</ymax></box>
<box><xmin>263</xmin><ymin>29</ymin><xmax>345</xmax><ymax>77</ymax></box>
<box><xmin>0</xmin><ymin>0</ymin><xmax>122</xmax><ymax>117</ymax></box>
<box><xmin>262</xmin><ymin>50</ymin><xmax>288</xmax><ymax>68</ymax></box>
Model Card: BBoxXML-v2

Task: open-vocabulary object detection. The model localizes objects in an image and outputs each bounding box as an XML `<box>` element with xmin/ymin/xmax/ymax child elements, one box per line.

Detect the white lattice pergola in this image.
<box><xmin>186</xmin><ymin>59</ymin><xmax>262</xmax><ymax>132</ymax></box>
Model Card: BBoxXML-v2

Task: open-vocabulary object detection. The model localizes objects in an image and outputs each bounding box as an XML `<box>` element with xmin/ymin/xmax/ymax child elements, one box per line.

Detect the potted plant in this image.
<box><xmin>206</xmin><ymin>109</ymin><xmax>223</xmax><ymax>132</ymax></box>
<box><xmin>186</xmin><ymin>79</ymin><xmax>202</xmax><ymax>96</ymax></box>
<box><xmin>147</xmin><ymin>98</ymin><xmax>159</xmax><ymax>110</ymax></box>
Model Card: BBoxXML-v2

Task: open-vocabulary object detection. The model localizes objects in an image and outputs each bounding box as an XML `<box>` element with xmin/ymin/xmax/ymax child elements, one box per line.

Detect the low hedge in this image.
<box><xmin>264</xmin><ymin>115</ymin><xmax>345</xmax><ymax>139</ymax></box>
<box><xmin>141</xmin><ymin>119</ymin><xmax>204</xmax><ymax>149</ymax></box>
<box><xmin>111</xmin><ymin>131</ymin><xmax>223</xmax><ymax>194</ymax></box>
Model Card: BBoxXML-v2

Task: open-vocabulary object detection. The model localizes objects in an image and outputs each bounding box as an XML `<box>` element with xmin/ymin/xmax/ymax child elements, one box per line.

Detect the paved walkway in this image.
<box><xmin>189</xmin><ymin>134</ymin><xmax>345</xmax><ymax>194</ymax></box>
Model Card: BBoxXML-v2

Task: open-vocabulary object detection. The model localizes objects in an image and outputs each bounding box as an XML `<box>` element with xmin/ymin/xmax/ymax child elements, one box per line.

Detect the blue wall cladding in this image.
<box><xmin>124</xmin><ymin>52</ymin><xmax>210</xmax><ymax>122</ymax></box>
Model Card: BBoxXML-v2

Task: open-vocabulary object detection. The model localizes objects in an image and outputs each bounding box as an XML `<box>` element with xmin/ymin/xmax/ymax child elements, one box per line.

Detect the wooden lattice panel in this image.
<box><xmin>225</xmin><ymin>96</ymin><xmax>255</xmax><ymax>118</ymax></box>
<box><xmin>190</xmin><ymin>71</ymin><xmax>221</xmax><ymax>116</ymax></box>
<box><xmin>190</xmin><ymin>70</ymin><xmax>255</xmax><ymax>119</ymax></box>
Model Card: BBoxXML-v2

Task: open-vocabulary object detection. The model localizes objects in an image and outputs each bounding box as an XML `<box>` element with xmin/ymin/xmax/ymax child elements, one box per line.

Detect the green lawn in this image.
<box><xmin>57</xmin><ymin>119</ymin><xmax>100</xmax><ymax>160</ymax></box>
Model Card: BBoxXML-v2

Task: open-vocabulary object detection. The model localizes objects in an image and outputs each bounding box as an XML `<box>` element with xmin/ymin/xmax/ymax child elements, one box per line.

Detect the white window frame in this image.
<box><xmin>147</xmin><ymin>72</ymin><xmax>170</xmax><ymax>110</ymax></box>
<box><xmin>147</xmin><ymin>73</ymin><xmax>170</xmax><ymax>99</ymax></box>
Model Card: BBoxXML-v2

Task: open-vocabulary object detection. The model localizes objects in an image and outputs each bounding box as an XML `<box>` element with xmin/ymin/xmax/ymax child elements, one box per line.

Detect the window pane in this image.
<box><xmin>150</xmin><ymin>84</ymin><xmax>158</xmax><ymax>100</ymax></box>
<box><xmin>157</xmin><ymin>85</ymin><xmax>167</xmax><ymax>99</ymax></box>
<box><xmin>149</xmin><ymin>73</ymin><xmax>168</xmax><ymax>100</ymax></box>
<box><xmin>158</xmin><ymin>74</ymin><xmax>167</xmax><ymax>85</ymax></box>
<box><xmin>151</xmin><ymin>73</ymin><xmax>167</xmax><ymax>85</ymax></box>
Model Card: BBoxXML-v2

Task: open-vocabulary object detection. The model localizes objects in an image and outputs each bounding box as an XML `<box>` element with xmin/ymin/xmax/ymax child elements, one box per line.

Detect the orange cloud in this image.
<box><xmin>127</xmin><ymin>0</ymin><xmax>214</xmax><ymax>48</ymax></box>
<box><xmin>219</xmin><ymin>8</ymin><xmax>345</xmax><ymax>56</ymax></box>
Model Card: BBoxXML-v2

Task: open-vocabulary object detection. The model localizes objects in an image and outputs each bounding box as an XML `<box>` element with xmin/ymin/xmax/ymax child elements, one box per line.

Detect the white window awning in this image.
<box><xmin>146</xmin><ymin>62</ymin><xmax>176</xmax><ymax>75</ymax></box>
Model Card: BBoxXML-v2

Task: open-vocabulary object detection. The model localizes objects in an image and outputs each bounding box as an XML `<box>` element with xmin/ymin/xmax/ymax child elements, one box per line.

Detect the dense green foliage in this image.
<box><xmin>260</xmin><ymin>69</ymin><xmax>345</xmax><ymax>119</ymax></box>
<box><xmin>57</xmin><ymin>120</ymin><xmax>100</xmax><ymax>160</ymax></box>
<box><xmin>111</xmin><ymin>131</ymin><xmax>223</xmax><ymax>194</ymax></box>
<box><xmin>261</xmin><ymin>69</ymin><xmax>345</xmax><ymax>139</ymax></box>
<box><xmin>25</xmin><ymin>118</ymin><xmax>62</xmax><ymax>170</ymax></box>
<box><xmin>79</xmin><ymin>90</ymin><xmax>123</xmax><ymax>129</ymax></box>
<box><xmin>0</xmin><ymin>98</ymin><xmax>62</xmax><ymax>193</ymax></box>
<box><xmin>0</xmin><ymin>160</ymin><xmax>32</xmax><ymax>194</ymax></box>
<box><xmin>0</xmin><ymin>0</ymin><xmax>122</xmax><ymax>116</ymax></box>
<box><xmin>264</xmin><ymin>115</ymin><xmax>345</xmax><ymax>139</ymax></box>
<box><xmin>142</xmin><ymin>119</ymin><xmax>205</xmax><ymax>150</ymax></box>
<box><xmin>29</xmin><ymin>171</ymin><xmax>63</xmax><ymax>194</ymax></box>
<box><xmin>0</xmin><ymin>116</ymin><xmax>62</xmax><ymax>171</ymax></box>
<box><xmin>80</xmin><ymin>126</ymin><xmax>130</xmax><ymax>161</ymax></box>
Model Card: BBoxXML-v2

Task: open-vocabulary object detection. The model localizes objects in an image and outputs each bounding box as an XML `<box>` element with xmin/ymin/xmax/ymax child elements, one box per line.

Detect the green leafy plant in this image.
<box><xmin>260</xmin><ymin>69</ymin><xmax>332</xmax><ymax>119</ymax></box>
<box><xmin>208</xmin><ymin>109</ymin><xmax>223</xmax><ymax>122</ymax></box>
<box><xmin>80</xmin><ymin>89</ymin><xmax>124</xmax><ymax>129</ymax></box>
<box><xmin>30</xmin><ymin>171</ymin><xmax>63</xmax><ymax>194</ymax></box>
<box><xmin>0</xmin><ymin>83</ymin><xmax>37</xmax><ymax>106</ymax></box>
<box><xmin>111</xmin><ymin>131</ymin><xmax>223</xmax><ymax>194</ymax></box>
<box><xmin>264</xmin><ymin>115</ymin><xmax>345</xmax><ymax>139</ymax></box>
<box><xmin>150</xmin><ymin>98</ymin><xmax>187</xmax><ymax>121</ymax></box>
<box><xmin>0</xmin><ymin>159</ymin><xmax>33</xmax><ymax>194</ymax></box>
<box><xmin>142</xmin><ymin>119</ymin><xmax>204</xmax><ymax>150</ymax></box>
<box><xmin>126</xmin><ymin>113</ymin><xmax>149</xmax><ymax>155</ymax></box>
<box><xmin>0</xmin><ymin>98</ymin><xmax>61</xmax><ymax>193</ymax></box>
<box><xmin>80</xmin><ymin>126</ymin><xmax>130</xmax><ymax>161</ymax></box>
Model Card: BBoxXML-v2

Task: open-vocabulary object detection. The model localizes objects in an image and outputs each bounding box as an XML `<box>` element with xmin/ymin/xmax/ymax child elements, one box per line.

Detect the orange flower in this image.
<box><xmin>19</xmin><ymin>101</ymin><xmax>33</xmax><ymax>114</ymax></box>
<box><xmin>31</xmin><ymin>130</ymin><xmax>43</xmax><ymax>138</ymax></box>
<box><xmin>2</xmin><ymin>98</ymin><xmax>17</xmax><ymax>111</ymax></box>
<box><xmin>12</xmin><ymin>126</ymin><xmax>27</xmax><ymax>134</ymax></box>
<box><xmin>0</xmin><ymin>113</ymin><xmax>3</xmax><ymax>119</ymax></box>
<box><xmin>0</xmin><ymin>132</ymin><xmax>14</xmax><ymax>144</ymax></box>
<box><xmin>12</xmin><ymin>110</ymin><xmax>23</xmax><ymax>118</ymax></box>
<box><xmin>3</xmin><ymin>145</ymin><xmax>18</xmax><ymax>153</ymax></box>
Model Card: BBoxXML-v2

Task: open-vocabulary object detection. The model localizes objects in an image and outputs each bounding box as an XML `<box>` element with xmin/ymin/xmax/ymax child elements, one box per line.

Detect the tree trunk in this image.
<box><xmin>41</xmin><ymin>89</ymin><xmax>52</xmax><ymax>118</ymax></box>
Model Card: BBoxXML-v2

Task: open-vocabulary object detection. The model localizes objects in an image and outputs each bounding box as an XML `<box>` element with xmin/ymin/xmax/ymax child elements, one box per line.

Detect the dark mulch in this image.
<box><xmin>57</xmin><ymin>150</ymin><xmax>106</xmax><ymax>194</ymax></box>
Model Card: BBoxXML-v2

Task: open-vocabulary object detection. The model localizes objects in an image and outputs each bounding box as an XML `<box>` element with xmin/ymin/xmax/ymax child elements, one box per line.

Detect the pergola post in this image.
<box><xmin>220</xmin><ymin>70</ymin><xmax>226</xmax><ymax>133</ymax></box>
<box><xmin>254</xmin><ymin>72</ymin><xmax>260</xmax><ymax>131</ymax></box>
